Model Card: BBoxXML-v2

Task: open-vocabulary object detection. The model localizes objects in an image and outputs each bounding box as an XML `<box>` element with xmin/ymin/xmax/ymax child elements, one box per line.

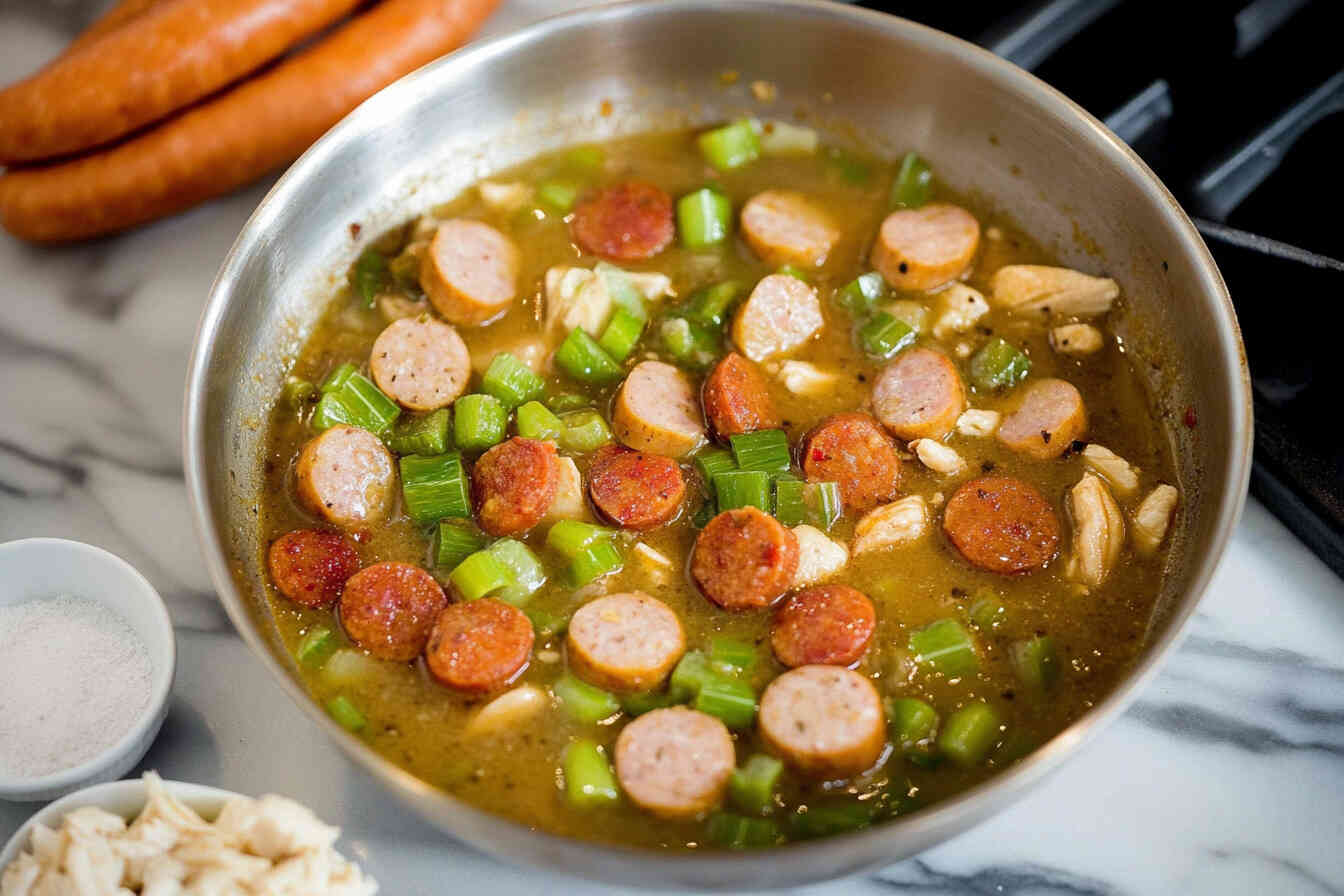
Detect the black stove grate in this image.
<box><xmin>863</xmin><ymin>0</ymin><xmax>1344</xmax><ymax>577</ymax></box>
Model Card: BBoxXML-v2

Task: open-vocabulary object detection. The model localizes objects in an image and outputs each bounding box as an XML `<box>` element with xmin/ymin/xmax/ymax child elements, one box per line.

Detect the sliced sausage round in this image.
<box><xmin>872</xmin><ymin>348</ymin><xmax>967</xmax><ymax>441</ymax></box>
<box><xmin>771</xmin><ymin>585</ymin><xmax>876</xmax><ymax>669</ymax></box>
<box><xmin>295</xmin><ymin>424</ymin><xmax>396</xmax><ymax>527</ymax></box>
<box><xmin>614</xmin><ymin>707</ymin><xmax>735</xmax><ymax>820</ymax></box>
<box><xmin>731</xmin><ymin>273</ymin><xmax>824</xmax><ymax>362</ymax></box>
<box><xmin>758</xmin><ymin>665</ymin><xmax>886</xmax><ymax>779</ymax></box>
<box><xmin>691</xmin><ymin>507</ymin><xmax>800</xmax><ymax>610</ymax></box>
<box><xmin>996</xmin><ymin>378</ymin><xmax>1088</xmax><ymax>460</ymax></box>
<box><xmin>420</xmin><ymin>219</ymin><xmax>520</xmax><ymax>326</ymax></box>
<box><xmin>369</xmin><ymin>315</ymin><xmax>471</xmax><ymax>411</ymax></box>
<box><xmin>702</xmin><ymin>351</ymin><xmax>779</xmax><ymax>439</ymax></box>
<box><xmin>612</xmin><ymin>360</ymin><xmax>706</xmax><ymax>457</ymax></box>
<box><xmin>566</xmin><ymin>592</ymin><xmax>686</xmax><ymax>693</ymax></box>
<box><xmin>943</xmin><ymin>475</ymin><xmax>1061</xmax><ymax>574</ymax></box>
<box><xmin>472</xmin><ymin>437</ymin><xmax>559</xmax><ymax>536</ymax></box>
<box><xmin>267</xmin><ymin>529</ymin><xmax>359</xmax><ymax>609</ymax></box>
<box><xmin>425</xmin><ymin>598</ymin><xmax>534</xmax><ymax>694</ymax></box>
<box><xmin>801</xmin><ymin>413</ymin><xmax>903</xmax><ymax>512</ymax></box>
<box><xmin>569</xmin><ymin>180</ymin><xmax>675</xmax><ymax>261</ymax></box>
<box><xmin>740</xmin><ymin>189</ymin><xmax>841</xmax><ymax>268</ymax></box>
<box><xmin>871</xmin><ymin>203</ymin><xmax>981</xmax><ymax>292</ymax></box>
<box><xmin>339</xmin><ymin>562</ymin><xmax>448</xmax><ymax>662</ymax></box>
<box><xmin>588</xmin><ymin>444</ymin><xmax>686</xmax><ymax>530</ymax></box>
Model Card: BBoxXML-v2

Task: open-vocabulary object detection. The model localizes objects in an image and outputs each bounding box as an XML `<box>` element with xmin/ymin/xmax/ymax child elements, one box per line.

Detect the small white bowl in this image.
<box><xmin>0</xmin><ymin>538</ymin><xmax>176</xmax><ymax>802</ymax></box>
<box><xmin>0</xmin><ymin>778</ymin><xmax>239</xmax><ymax>874</ymax></box>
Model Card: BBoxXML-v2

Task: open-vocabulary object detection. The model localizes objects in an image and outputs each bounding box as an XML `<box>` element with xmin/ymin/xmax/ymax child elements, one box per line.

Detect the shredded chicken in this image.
<box><xmin>990</xmin><ymin>264</ymin><xmax>1119</xmax><ymax>318</ymax></box>
<box><xmin>778</xmin><ymin>360</ymin><xmax>837</xmax><ymax>395</ymax></box>
<box><xmin>543</xmin><ymin>264</ymin><xmax>671</xmax><ymax>337</ymax></box>
<box><xmin>1133</xmin><ymin>484</ymin><xmax>1179</xmax><ymax>554</ymax></box>
<box><xmin>465</xmin><ymin>685</ymin><xmax>546</xmax><ymax>736</ymax></box>
<box><xmin>930</xmin><ymin>283</ymin><xmax>990</xmax><ymax>340</ymax></box>
<box><xmin>477</xmin><ymin>180</ymin><xmax>533</xmax><ymax>213</ymax></box>
<box><xmin>909</xmin><ymin>439</ymin><xmax>966</xmax><ymax>475</ymax></box>
<box><xmin>790</xmin><ymin>524</ymin><xmax>849</xmax><ymax>587</ymax></box>
<box><xmin>955</xmin><ymin>409</ymin><xmax>1001</xmax><ymax>438</ymax></box>
<box><xmin>1064</xmin><ymin>473</ymin><xmax>1126</xmax><ymax>589</ymax></box>
<box><xmin>1050</xmin><ymin>322</ymin><xmax>1105</xmax><ymax>356</ymax></box>
<box><xmin>545</xmin><ymin>458</ymin><xmax>587</xmax><ymax>521</ymax></box>
<box><xmin>852</xmin><ymin>496</ymin><xmax>929</xmax><ymax>555</ymax></box>
<box><xmin>1081</xmin><ymin>444</ymin><xmax>1140</xmax><ymax>498</ymax></box>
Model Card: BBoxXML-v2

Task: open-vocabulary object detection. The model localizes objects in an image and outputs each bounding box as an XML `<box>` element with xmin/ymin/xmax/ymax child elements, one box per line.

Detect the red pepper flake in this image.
<box><xmin>349</xmin><ymin>222</ymin><xmax>362</xmax><ymax>239</ymax></box>
<box><xmin>1183</xmin><ymin>406</ymin><xmax>1198</xmax><ymax>428</ymax></box>
<box><xmin>810</xmin><ymin>448</ymin><xmax>829</xmax><ymax>462</ymax></box>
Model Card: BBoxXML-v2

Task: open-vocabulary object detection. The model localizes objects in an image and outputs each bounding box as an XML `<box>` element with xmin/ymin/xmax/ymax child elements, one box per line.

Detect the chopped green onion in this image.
<box><xmin>729</xmin><ymin>755</ymin><xmax>783</xmax><ymax>815</ymax></box>
<box><xmin>568</xmin><ymin>540</ymin><xmax>624</xmax><ymax>587</ymax></box>
<box><xmin>621</xmin><ymin>690</ymin><xmax>681</xmax><ymax>716</ymax></box>
<box><xmin>694</xmin><ymin>674</ymin><xmax>757</xmax><ymax>729</ymax></box>
<box><xmin>525</xmin><ymin>607</ymin><xmax>568</xmax><ymax>640</ymax></box>
<box><xmin>938</xmin><ymin>702</ymin><xmax>1002</xmax><ymax>766</ymax></box>
<box><xmin>554</xmin><ymin>674</ymin><xmax>621</xmax><ymax>724</ymax></box>
<box><xmin>677</xmin><ymin>187</ymin><xmax>733</xmax><ymax>248</ymax></box>
<box><xmin>803</xmin><ymin>481</ymin><xmax>843</xmax><ymax>530</ymax></box>
<box><xmin>563</xmin><ymin>739</ymin><xmax>620</xmax><ymax>808</ymax></box>
<box><xmin>452</xmin><ymin>394</ymin><xmax>507</xmax><ymax>453</ymax></box>
<box><xmin>709</xmin><ymin>636</ymin><xmax>757</xmax><ymax>672</ymax></box>
<box><xmin>597</xmin><ymin>307</ymin><xmax>645</xmax><ymax>362</ymax></box>
<box><xmin>433</xmin><ymin>520</ymin><xmax>487</xmax><ymax>570</ymax></box>
<box><xmin>885</xmin><ymin>299</ymin><xmax>929</xmax><ymax>334</ymax></box>
<box><xmin>1013</xmin><ymin>636</ymin><xmax>1060</xmax><ymax>693</ymax></box>
<box><xmin>776</xmin><ymin>264</ymin><xmax>810</xmax><ymax>283</ymax></box>
<box><xmin>834</xmin><ymin>272</ymin><xmax>887</xmax><ymax>315</ymax></box>
<box><xmin>729</xmin><ymin>429</ymin><xmax>792</xmax><ymax>473</ymax></box>
<box><xmin>659</xmin><ymin>316</ymin><xmax>720</xmax><ymax>368</ymax></box>
<box><xmin>563</xmin><ymin>145</ymin><xmax>606</xmax><ymax>173</ymax></box>
<box><xmin>449</xmin><ymin>549</ymin><xmax>513</xmax><ymax>601</ymax></box>
<box><xmin>824</xmin><ymin>146</ymin><xmax>872</xmax><ymax>185</ymax></box>
<box><xmin>482</xmin><ymin>352</ymin><xmax>545</xmax><ymax>410</ymax></box>
<box><xmin>787</xmin><ymin>802</ymin><xmax>873</xmax><ymax>840</ymax></box>
<box><xmin>886</xmin><ymin>697</ymin><xmax>938</xmax><ymax>751</ymax></box>
<box><xmin>858</xmin><ymin>311</ymin><xmax>917</xmax><ymax>360</ymax></box>
<box><xmin>555</xmin><ymin>328</ymin><xmax>624</xmax><ymax>384</ymax></box>
<box><xmin>284</xmin><ymin>376</ymin><xmax>318</xmax><ymax>408</ymax></box>
<box><xmin>387</xmin><ymin>408</ymin><xmax>452</xmax><ymax>456</ymax></box>
<box><xmin>545</xmin><ymin>392</ymin><xmax>591</xmax><ymax>413</ymax></box>
<box><xmin>296</xmin><ymin>625</ymin><xmax>335</xmax><ymax>667</ymax></box>
<box><xmin>698</xmin><ymin>119</ymin><xmax>761</xmax><ymax>171</ymax></box>
<box><xmin>546</xmin><ymin>520</ymin><xmax>616</xmax><ymax>559</ymax></box>
<box><xmin>686</xmin><ymin>280</ymin><xmax>741</xmax><ymax>328</ymax></box>
<box><xmin>399</xmin><ymin>452</ymin><xmax>470</xmax><ymax>524</ymax></box>
<box><xmin>537</xmin><ymin>179</ymin><xmax>581</xmax><ymax>213</ymax></box>
<box><xmin>557</xmin><ymin>409</ymin><xmax>613</xmax><ymax>453</ymax></box>
<box><xmin>774</xmin><ymin>479</ymin><xmax>805</xmax><ymax>526</ymax></box>
<box><xmin>969</xmin><ymin>337</ymin><xmax>1032</xmax><ymax>391</ymax></box>
<box><xmin>707</xmin><ymin>813</ymin><xmax>783</xmax><ymax>849</ymax></box>
<box><xmin>968</xmin><ymin>593</ymin><xmax>1006</xmax><ymax>631</ymax></box>
<box><xmin>320</xmin><ymin>362</ymin><xmax>358</xmax><ymax>393</ymax></box>
<box><xmin>516</xmin><ymin>400</ymin><xmax>564</xmax><ymax>441</ymax></box>
<box><xmin>326</xmin><ymin>695</ymin><xmax>367</xmax><ymax>732</ymax></box>
<box><xmin>694</xmin><ymin>448</ymin><xmax>738</xmax><ymax>483</ymax></box>
<box><xmin>669</xmin><ymin>650</ymin><xmax>716</xmax><ymax>702</ymax></box>
<box><xmin>890</xmin><ymin>151</ymin><xmax>933</xmax><ymax>210</ymax></box>
<box><xmin>712</xmin><ymin>470</ymin><xmax>771</xmax><ymax>512</ymax></box>
<box><xmin>351</xmin><ymin>249</ymin><xmax>389</xmax><ymax>307</ymax></box>
<box><xmin>311</xmin><ymin>371</ymin><xmax>401</xmax><ymax>434</ymax></box>
<box><xmin>909</xmin><ymin>618</ymin><xmax>979</xmax><ymax>678</ymax></box>
<box><xmin>488</xmin><ymin>539</ymin><xmax>547</xmax><ymax>606</ymax></box>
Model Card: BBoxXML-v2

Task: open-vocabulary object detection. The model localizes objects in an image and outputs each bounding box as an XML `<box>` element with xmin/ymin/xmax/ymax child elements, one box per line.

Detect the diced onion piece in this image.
<box><xmin>778</xmin><ymin>360</ymin><xmax>837</xmax><ymax>395</ymax></box>
<box><xmin>1081</xmin><ymin>444</ymin><xmax>1140</xmax><ymax>498</ymax></box>
<box><xmin>909</xmin><ymin>439</ymin><xmax>966</xmax><ymax>475</ymax></box>
<box><xmin>955</xmin><ymin>409</ymin><xmax>1001</xmax><ymax>437</ymax></box>
<box><xmin>546</xmin><ymin>457</ymin><xmax>588</xmax><ymax>521</ymax></box>
<box><xmin>930</xmin><ymin>283</ymin><xmax>990</xmax><ymax>340</ymax></box>
<box><xmin>1050</xmin><ymin>322</ymin><xmax>1105</xmax><ymax>356</ymax></box>
<box><xmin>633</xmin><ymin>541</ymin><xmax>675</xmax><ymax>569</ymax></box>
<box><xmin>1064</xmin><ymin>473</ymin><xmax>1125</xmax><ymax>589</ymax></box>
<box><xmin>852</xmin><ymin>496</ymin><xmax>928</xmax><ymax>555</ymax></box>
<box><xmin>478</xmin><ymin>180</ymin><xmax>533</xmax><ymax>213</ymax></box>
<box><xmin>465</xmin><ymin>685</ymin><xmax>547</xmax><ymax>736</ymax></box>
<box><xmin>990</xmin><ymin>265</ymin><xmax>1119</xmax><ymax>317</ymax></box>
<box><xmin>1133</xmin><ymin>484</ymin><xmax>1179</xmax><ymax>554</ymax></box>
<box><xmin>790</xmin><ymin>524</ymin><xmax>849</xmax><ymax>588</ymax></box>
<box><xmin>758</xmin><ymin>120</ymin><xmax>818</xmax><ymax>156</ymax></box>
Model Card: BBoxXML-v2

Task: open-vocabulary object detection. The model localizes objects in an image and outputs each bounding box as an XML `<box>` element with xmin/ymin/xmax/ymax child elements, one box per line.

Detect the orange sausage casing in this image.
<box><xmin>62</xmin><ymin>0</ymin><xmax>168</xmax><ymax>56</ymax></box>
<box><xmin>0</xmin><ymin>0</ymin><xmax>500</xmax><ymax>243</ymax></box>
<box><xmin>0</xmin><ymin>0</ymin><xmax>365</xmax><ymax>164</ymax></box>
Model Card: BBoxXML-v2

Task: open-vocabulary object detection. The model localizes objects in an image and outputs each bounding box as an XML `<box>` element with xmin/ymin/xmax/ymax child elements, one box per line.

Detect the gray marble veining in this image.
<box><xmin>2</xmin><ymin>2</ymin><xmax>1343</xmax><ymax>893</ymax></box>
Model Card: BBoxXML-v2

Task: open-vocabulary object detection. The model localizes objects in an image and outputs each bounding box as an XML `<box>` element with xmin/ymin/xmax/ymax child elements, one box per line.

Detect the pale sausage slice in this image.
<box><xmin>740</xmin><ymin>190</ymin><xmax>841</xmax><ymax>268</ymax></box>
<box><xmin>871</xmin><ymin>203</ymin><xmax>980</xmax><ymax>292</ymax></box>
<box><xmin>758</xmin><ymin>665</ymin><xmax>885</xmax><ymax>779</ymax></box>
<box><xmin>612</xmin><ymin>361</ymin><xmax>706</xmax><ymax>457</ymax></box>
<box><xmin>369</xmin><ymin>315</ymin><xmax>471</xmax><ymax>411</ymax></box>
<box><xmin>566</xmin><ymin>592</ymin><xmax>686</xmax><ymax>693</ymax></box>
<box><xmin>996</xmin><ymin>378</ymin><xmax>1088</xmax><ymax>460</ymax></box>
<box><xmin>420</xmin><ymin>219</ymin><xmax>520</xmax><ymax>325</ymax></box>
<box><xmin>614</xmin><ymin>707</ymin><xmax>735</xmax><ymax>820</ymax></box>
<box><xmin>872</xmin><ymin>347</ymin><xmax>966</xmax><ymax>441</ymax></box>
<box><xmin>731</xmin><ymin>274</ymin><xmax>824</xmax><ymax>362</ymax></box>
<box><xmin>295</xmin><ymin>424</ymin><xmax>395</xmax><ymax>527</ymax></box>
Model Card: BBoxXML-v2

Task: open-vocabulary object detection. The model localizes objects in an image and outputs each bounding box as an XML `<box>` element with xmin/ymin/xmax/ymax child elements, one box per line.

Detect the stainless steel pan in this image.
<box><xmin>185</xmin><ymin>1</ymin><xmax>1252</xmax><ymax>888</ymax></box>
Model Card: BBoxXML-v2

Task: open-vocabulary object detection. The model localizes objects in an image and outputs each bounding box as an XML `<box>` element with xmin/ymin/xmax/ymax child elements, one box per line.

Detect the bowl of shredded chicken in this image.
<box><xmin>0</xmin><ymin>772</ymin><xmax>377</xmax><ymax>895</ymax></box>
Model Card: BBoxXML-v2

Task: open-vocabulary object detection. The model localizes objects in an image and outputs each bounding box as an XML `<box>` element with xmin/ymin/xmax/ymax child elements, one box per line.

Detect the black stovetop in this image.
<box><xmin>861</xmin><ymin>0</ymin><xmax>1344</xmax><ymax>578</ymax></box>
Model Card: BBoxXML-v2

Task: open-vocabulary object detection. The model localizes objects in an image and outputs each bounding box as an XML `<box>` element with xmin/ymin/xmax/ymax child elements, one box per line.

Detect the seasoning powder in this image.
<box><xmin>0</xmin><ymin>595</ymin><xmax>154</xmax><ymax>778</ymax></box>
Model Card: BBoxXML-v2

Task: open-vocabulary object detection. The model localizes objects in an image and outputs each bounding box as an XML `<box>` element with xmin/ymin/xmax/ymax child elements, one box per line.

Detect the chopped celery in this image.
<box><xmin>823</xmin><ymin>146</ymin><xmax>873</xmax><ymax>185</ymax></box>
<box><xmin>557</xmin><ymin>409</ymin><xmax>613</xmax><ymax>453</ymax></box>
<box><xmin>938</xmin><ymin>702</ymin><xmax>1002</xmax><ymax>766</ymax></box>
<box><xmin>525</xmin><ymin>606</ymin><xmax>568</xmax><ymax>640</ymax></box>
<box><xmin>433</xmin><ymin>520</ymin><xmax>487</xmax><ymax>570</ymax></box>
<box><xmin>659</xmin><ymin>316</ymin><xmax>720</xmax><ymax>368</ymax></box>
<box><xmin>555</xmin><ymin>328</ymin><xmax>623</xmax><ymax>383</ymax></box>
<box><xmin>709</xmin><ymin>636</ymin><xmax>757</xmax><ymax>672</ymax></box>
<box><xmin>787</xmin><ymin>803</ymin><xmax>873</xmax><ymax>840</ymax></box>
<box><xmin>449</xmin><ymin>549</ymin><xmax>513</xmax><ymax>601</ymax></box>
<box><xmin>546</xmin><ymin>520</ymin><xmax>616</xmax><ymax>558</ymax></box>
<box><xmin>686</xmin><ymin>280</ymin><xmax>741</xmax><ymax>327</ymax></box>
<box><xmin>320</xmin><ymin>362</ymin><xmax>358</xmax><ymax>393</ymax></box>
<box><xmin>597</xmin><ymin>307</ymin><xmax>645</xmax><ymax>362</ymax></box>
<box><xmin>1013</xmin><ymin>635</ymin><xmax>1060</xmax><ymax>693</ymax></box>
<box><xmin>969</xmin><ymin>593</ymin><xmax>1006</xmax><ymax>631</ymax></box>
<box><xmin>351</xmin><ymin>249</ymin><xmax>389</xmax><ymax>307</ymax></box>
<box><xmin>729</xmin><ymin>755</ymin><xmax>783</xmax><ymax>815</ymax></box>
<box><xmin>886</xmin><ymin>697</ymin><xmax>938</xmax><ymax>750</ymax></box>
<box><xmin>311</xmin><ymin>371</ymin><xmax>400</xmax><ymax>434</ymax></box>
<box><xmin>326</xmin><ymin>695</ymin><xmax>367</xmax><ymax>733</ymax></box>
<box><xmin>568</xmin><ymin>540</ymin><xmax>624</xmax><ymax>587</ymax></box>
<box><xmin>890</xmin><ymin>151</ymin><xmax>933</xmax><ymax>210</ymax></box>
<box><xmin>452</xmin><ymin>394</ymin><xmax>507</xmax><ymax>453</ymax></box>
<box><xmin>295</xmin><ymin>625</ymin><xmax>335</xmax><ymax>667</ymax></box>
<box><xmin>488</xmin><ymin>539</ymin><xmax>547</xmax><ymax>606</ymax></box>
<box><xmin>803</xmin><ymin>481</ymin><xmax>843</xmax><ymax>530</ymax></box>
<box><xmin>858</xmin><ymin>311</ymin><xmax>917</xmax><ymax>360</ymax></box>
<box><xmin>554</xmin><ymin>674</ymin><xmax>620</xmax><ymax>723</ymax></box>
<box><xmin>694</xmin><ymin>674</ymin><xmax>757</xmax><ymax>729</ymax></box>
<box><xmin>563</xmin><ymin>740</ymin><xmax>620</xmax><ymax>808</ymax></box>
<box><xmin>516</xmin><ymin>400</ymin><xmax>564</xmax><ymax>441</ymax></box>
<box><xmin>669</xmin><ymin>651</ymin><xmax>716</xmax><ymax>702</ymax></box>
<box><xmin>774</xmin><ymin>478</ymin><xmax>806</xmax><ymax>526</ymax></box>
<box><xmin>482</xmin><ymin>352</ymin><xmax>545</xmax><ymax>409</ymax></box>
<box><xmin>562</xmin><ymin>144</ymin><xmax>605</xmax><ymax>173</ymax></box>
<box><xmin>545</xmin><ymin>392</ymin><xmax>592</xmax><ymax>413</ymax></box>
<box><xmin>677</xmin><ymin>187</ymin><xmax>733</xmax><ymax>248</ymax></box>
<box><xmin>909</xmin><ymin>618</ymin><xmax>979</xmax><ymax>678</ymax></box>
<box><xmin>834</xmin><ymin>271</ymin><xmax>887</xmax><ymax>315</ymax></box>
<box><xmin>694</xmin><ymin>448</ymin><xmax>738</xmax><ymax>483</ymax></box>
<box><xmin>707</xmin><ymin>813</ymin><xmax>783</xmax><ymax>849</ymax></box>
<box><xmin>537</xmin><ymin>179</ymin><xmax>581</xmax><ymax>213</ymax></box>
<box><xmin>698</xmin><ymin>119</ymin><xmax>760</xmax><ymax>171</ymax></box>
<box><xmin>399</xmin><ymin>452</ymin><xmax>470</xmax><ymax>524</ymax></box>
<box><xmin>712</xmin><ymin>470</ymin><xmax>771</xmax><ymax>512</ymax></box>
<box><xmin>621</xmin><ymin>690</ymin><xmax>681</xmax><ymax>716</ymax></box>
<box><xmin>885</xmin><ymin>299</ymin><xmax>930</xmax><ymax>334</ymax></box>
<box><xmin>387</xmin><ymin>408</ymin><xmax>451</xmax><ymax>456</ymax></box>
<box><xmin>283</xmin><ymin>376</ymin><xmax>317</xmax><ymax>408</ymax></box>
<box><xmin>969</xmin><ymin>337</ymin><xmax>1032</xmax><ymax>391</ymax></box>
<box><xmin>729</xmin><ymin>429</ymin><xmax>792</xmax><ymax>473</ymax></box>
<box><xmin>776</xmin><ymin>264</ymin><xmax>810</xmax><ymax>282</ymax></box>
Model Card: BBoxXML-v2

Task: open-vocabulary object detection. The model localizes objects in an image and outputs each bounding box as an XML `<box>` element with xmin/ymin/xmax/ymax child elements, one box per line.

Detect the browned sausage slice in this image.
<box><xmin>613</xmin><ymin>361</ymin><xmax>706</xmax><ymax>457</ymax></box>
<box><xmin>871</xmin><ymin>203</ymin><xmax>981</xmax><ymax>291</ymax></box>
<box><xmin>801</xmin><ymin>413</ymin><xmax>902</xmax><ymax>512</ymax></box>
<box><xmin>420</xmin><ymin>219</ymin><xmax>520</xmax><ymax>326</ymax></box>
<box><xmin>566</xmin><ymin>592</ymin><xmax>686</xmax><ymax>693</ymax></box>
<box><xmin>771</xmin><ymin>585</ymin><xmax>876</xmax><ymax>668</ymax></box>
<box><xmin>425</xmin><ymin>598</ymin><xmax>534</xmax><ymax>694</ymax></box>
<box><xmin>569</xmin><ymin>180</ymin><xmax>674</xmax><ymax>261</ymax></box>
<box><xmin>731</xmin><ymin>274</ymin><xmax>824</xmax><ymax>362</ymax></box>
<box><xmin>339</xmin><ymin>562</ymin><xmax>447</xmax><ymax>661</ymax></box>
<box><xmin>996</xmin><ymin>378</ymin><xmax>1088</xmax><ymax>460</ymax></box>
<box><xmin>758</xmin><ymin>665</ymin><xmax>885</xmax><ymax>779</ymax></box>
<box><xmin>472</xmin><ymin>438</ymin><xmax>559</xmax><ymax>536</ymax></box>
<box><xmin>587</xmin><ymin>444</ymin><xmax>686</xmax><ymax>530</ymax></box>
<box><xmin>267</xmin><ymin>528</ymin><xmax>359</xmax><ymax>609</ymax></box>
<box><xmin>614</xmin><ymin>707</ymin><xmax>735</xmax><ymax>820</ymax></box>
<box><xmin>943</xmin><ymin>475</ymin><xmax>1061</xmax><ymax>574</ymax></box>
<box><xmin>295</xmin><ymin>424</ymin><xmax>396</xmax><ymax>527</ymax></box>
<box><xmin>369</xmin><ymin>315</ymin><xmax>471</xmax><ymax>411</ymax></box>
<box><xmin>872</xmin><ymin>348</ymin><xmax>967</xmax><ymax>441</ymax></box>
<box><xmin>740</xmin><ymin>190</ymin><xmax>841</xmax><ymax>268</ymax></box>
<box><xmin>691</xmin><ymin>507</ymin><xmax>799</xmax><ymax>610</ymax></box>
<box><xmin>701</xmin><ymin>352</ymin><xmax>779</xmax><ymax>439</ymax></box>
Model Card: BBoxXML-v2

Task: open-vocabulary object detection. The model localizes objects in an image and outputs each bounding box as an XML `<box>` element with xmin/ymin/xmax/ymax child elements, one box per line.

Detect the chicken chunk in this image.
<box><xmin>909</xmin><ymin>438</ymin><xmax>967</xmax><ymax>475</ymax></box>
<box><xmin>1064</xmin><ymin>473</ymin><xmax>1125</xmax><ymax>589</ymax></box>
<box><xmin>1081</xmin><ymin>444</ymin><xmax>1140</xmax><ymax>499</ymax></box>
<box><xmin>852</xmin><ymin>496</ymin><xmax>929</xmax><ymax>555</ymax></box>
<box><xmin>989</xmin><ymin>265</ymin><xmax>1119</xmax><ymax>318</ymax></box>
<box><xmin>790</xmin><ymin>524</ymin><xmax>849</xmax><ymax>588</ymax></box>
<box><xmin>1133</xmin><ymin>484</ymin><xmax>1179</xmax><ymax>554</ymax></box>
<box><xmin>1050</xmin><ymin>322</ymin><xmax>1105</xmax><ymax>356</ymax></box>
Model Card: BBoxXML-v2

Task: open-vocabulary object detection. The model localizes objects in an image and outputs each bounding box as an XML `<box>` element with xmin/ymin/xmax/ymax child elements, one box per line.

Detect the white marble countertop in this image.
<box><xmin>2</xmin><ymin>2</ymin><xmax>1343</xmax><ymax>893</ymax></box>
